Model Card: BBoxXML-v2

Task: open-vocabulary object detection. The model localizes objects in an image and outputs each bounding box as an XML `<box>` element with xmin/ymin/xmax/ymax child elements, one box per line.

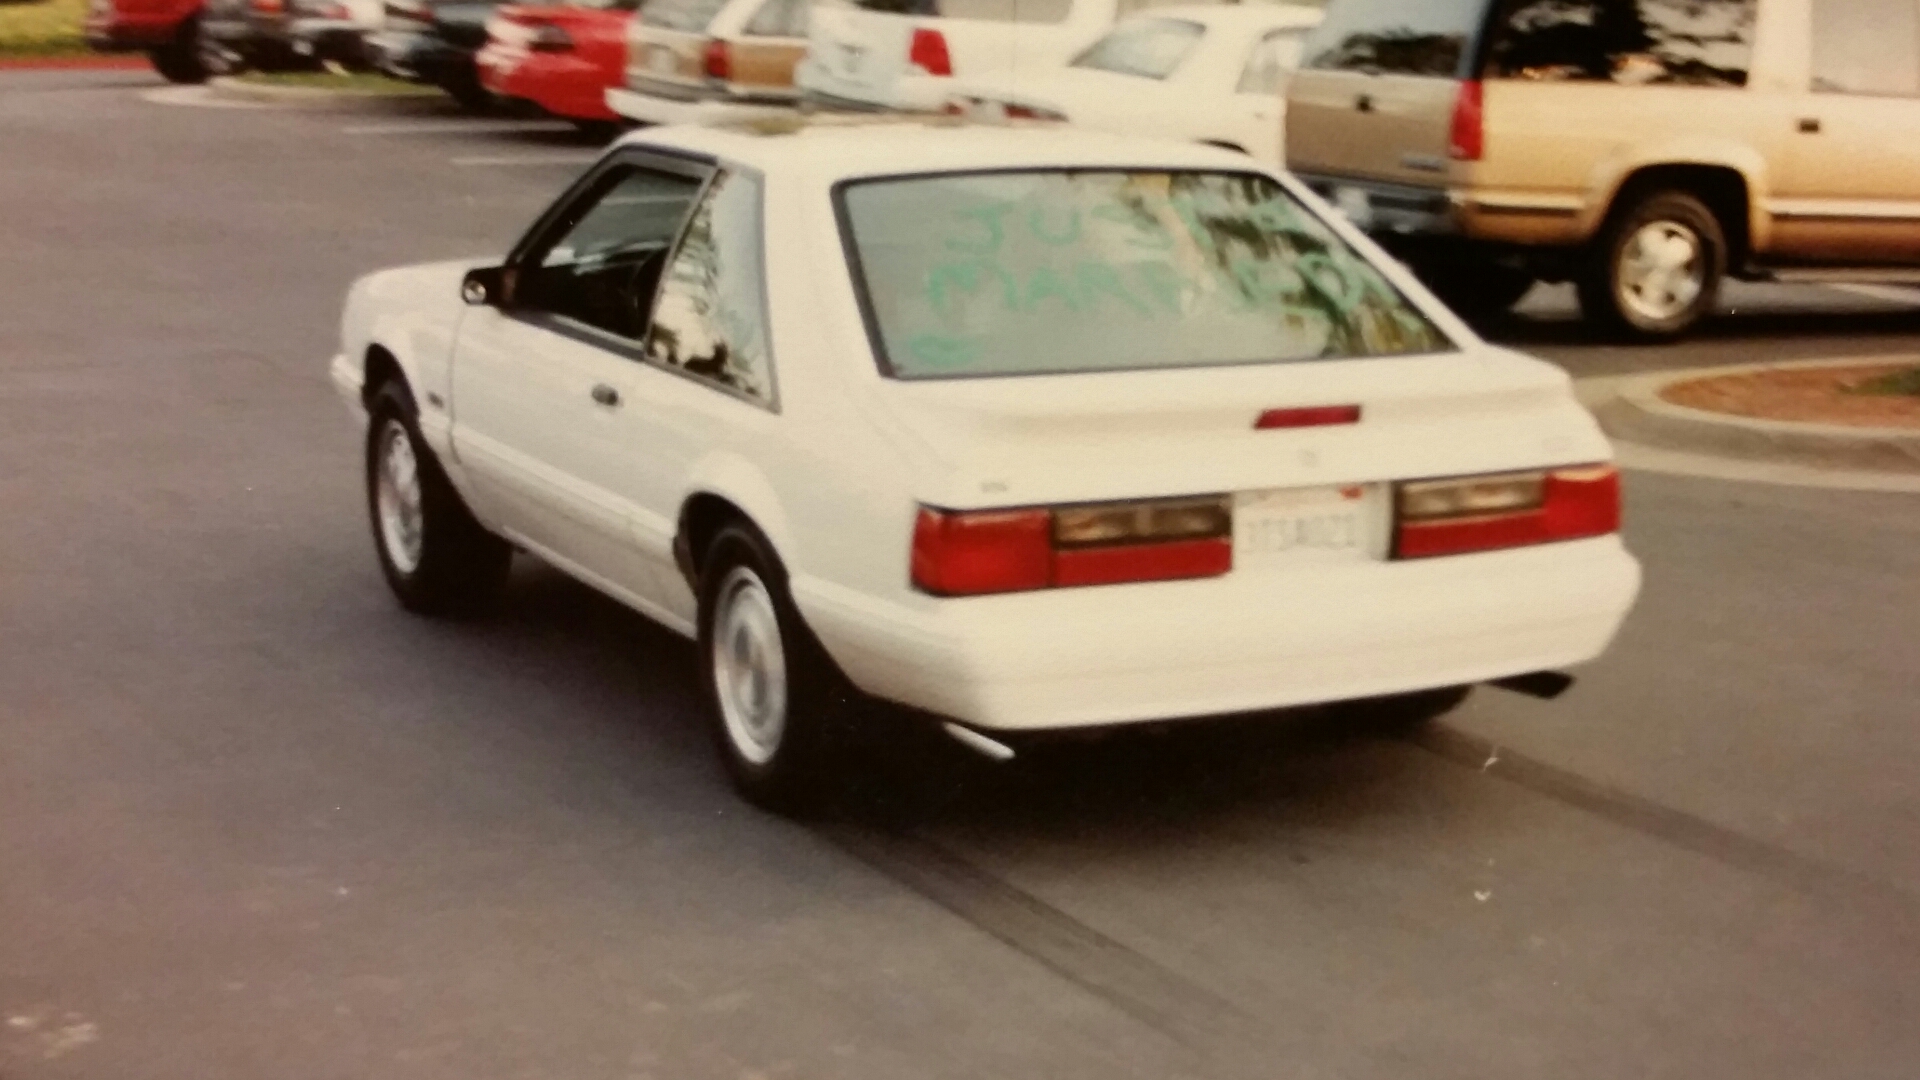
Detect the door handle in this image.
<box><xmin>590</xmin><ymin>383</ymin><xmax>621</xmax><ymax>408</ymax></box>
<box><xmin>1799</xmin><ymin>117</ymin><xmax>1822</xmax><ymax>134</ymax></box>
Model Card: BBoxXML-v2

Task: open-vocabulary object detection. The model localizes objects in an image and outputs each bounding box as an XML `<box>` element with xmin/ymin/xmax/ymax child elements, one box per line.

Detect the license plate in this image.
<box><xmin>1234</xmin><ymin>484</ymin><xmax>1387</xmax><ymax>567</ymax></box>
<box><xmin>1333</xmin><ymin>186</ymin><xmax>1374</xmax><ymax>230</ymax></box>
<box><xmin>649</xmin><ymin>46</ymin><xmax>677</xmax><ymax>75</ymax></box>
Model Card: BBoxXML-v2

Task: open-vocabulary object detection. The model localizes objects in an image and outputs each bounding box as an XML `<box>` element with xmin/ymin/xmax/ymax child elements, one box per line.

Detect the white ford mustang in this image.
<box><xmin>330</xmin><ymin>116</ymin><xmax>1641</xmax><ymax>810</ymax></box>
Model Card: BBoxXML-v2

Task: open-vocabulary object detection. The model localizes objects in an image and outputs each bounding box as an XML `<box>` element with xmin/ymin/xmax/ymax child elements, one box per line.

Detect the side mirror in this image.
<box><xmin>462</xmin><ymin>266</ymin><xmax>508</xmax><ymax>307</ymax></box>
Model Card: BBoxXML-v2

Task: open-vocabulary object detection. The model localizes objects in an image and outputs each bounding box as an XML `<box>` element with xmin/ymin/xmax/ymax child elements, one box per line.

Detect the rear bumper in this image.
<box><xmin>796</xmin><ymin>537</ymin><xmax>1641</xmax><ymax>732</ymax></box>
<box><xmin>479</xmin><ymin>44</ymin><xmax>615</xmax><ymax>120</ymax></box>
<box><xmin>604</xmin><ymin>85</ymin><xmax>793</xmax><ymax>126</ymax></box>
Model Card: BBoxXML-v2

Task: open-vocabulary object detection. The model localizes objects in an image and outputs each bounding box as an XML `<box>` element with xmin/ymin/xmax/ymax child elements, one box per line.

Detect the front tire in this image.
<box><xmin>697</xmin><ymin>524</ymin><xmax>853</xmax><ymax>813</ymax></box>
<box><xmin>365</xmin><ymin>381</ymin><xmax>512</xmax><ymax>615</ymax></box>
<box><xmin>149</xmin><ymin>19</ymin><xmax>210</xmax><ymax>84</ymax></box>
<box><xmin>1579</xmin><ymin>189</ymin><xmax>1725</xmax><ymax>340</ymax></box>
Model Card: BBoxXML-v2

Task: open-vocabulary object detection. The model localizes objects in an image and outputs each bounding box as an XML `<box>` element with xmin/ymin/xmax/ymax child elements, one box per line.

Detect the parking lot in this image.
<box><xmin>5</xmin><ymin>68</ymin><xmax>1920</xmax><ymax>1080</ymax></box>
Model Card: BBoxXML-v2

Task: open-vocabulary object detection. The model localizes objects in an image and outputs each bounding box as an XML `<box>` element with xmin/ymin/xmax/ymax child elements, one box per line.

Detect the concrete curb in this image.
<box><xmin>1587</xmin><ymin>357</ymin><xmax>1920</xmax><ymax>476</ymax></box>
<box><xmin>206</xmin><ymin>75</ymin><xmax>450</xmax><ymax>114</ymax></box>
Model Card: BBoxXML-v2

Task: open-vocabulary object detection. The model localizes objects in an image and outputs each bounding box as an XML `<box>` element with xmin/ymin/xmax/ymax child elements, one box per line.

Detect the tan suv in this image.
<box><xmin>1286</xmin><ymin>0</ymin><xmax>1920</xmax><ymax>339</ymax></box>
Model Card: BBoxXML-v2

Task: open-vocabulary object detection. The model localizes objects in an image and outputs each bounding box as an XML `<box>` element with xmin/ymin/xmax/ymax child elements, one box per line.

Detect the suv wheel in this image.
<box><xmin>1580</xmin><ymin>190</ymin><xmax>1725</xmax><ymax>340</ymax></box>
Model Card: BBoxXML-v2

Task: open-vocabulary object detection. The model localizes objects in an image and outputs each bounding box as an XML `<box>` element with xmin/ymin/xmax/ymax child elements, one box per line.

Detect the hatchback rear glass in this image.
<box><xmin>838</xmin><ymin>170</ymin><xmax>1451</xmax><ymax>381</ymax></box>
<box><xmin>1071</xmin><ymin>18</ymin><xmax>1206</xmax><ymax>79</ymax></box>
<box><xmin>644</xmin><ymin>0</ymin><xmax>730</xmax><ymax>32</ymax></box>
<box><xmin>1300</xmin><ymin>0</ymin><xmax>1489</xmax><ymax>77</ymax></box>
<box><xmin>819</xmin><ymin>0</ymin><xmax>1074</xmax><ymax>24</ymax></box>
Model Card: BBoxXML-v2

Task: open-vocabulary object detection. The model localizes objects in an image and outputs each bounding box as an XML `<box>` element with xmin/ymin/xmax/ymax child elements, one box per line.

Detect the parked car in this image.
<box><xmin>328</xmin><ymin>116</ymin><xmax>1641</xmax><ymax>810</ymax></box>
<box><xmin>478</xmin><ymin>0</ymin><xmax>639</xmax><ymax>129</ymax></box>
<box><xmin>84</xmin><ymin>0</ymin><xmax>209</xmax><ymax>83</ymax></box>
<box><xmin>604</xmin><ymin>0</ymin><xmax>810</xmax><ymax>126</ymax></box>
<box><xmin>943</xmin><ymin>3</ymin><xmax>1320</xmax><ymax>166</ymax></box>
<box><xmin>199</xmin><ymin>0</ymin><xmax>383</xmax><ymax>74</ymax></box>
<box><xmin>367</xmin><ymin>0</ymin><xmax>504</xmax><ymax>108</ymax></box>
<box><xmin>797</xmin><ymin>0</ymin><xmax>1231</xmax><ymax>114</ymax></box>
<box><xmin>1287</xmin><ymin>0</ymin><xmax>1920</xmax><ymax>340</ymax></box>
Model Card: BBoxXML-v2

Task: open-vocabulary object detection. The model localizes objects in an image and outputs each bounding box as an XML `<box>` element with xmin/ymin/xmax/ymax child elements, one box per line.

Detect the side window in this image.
<box><xmin>1300</xmin><ymin>0</ymin><xmax>1488</xmax><ymax>77</ymax></box>
<box><xmin>745</xmin><ymin>0</ymin><xmax>809</xmax><ymax>37</ymax></box>
<box><xmin>1236</xmin><ymin>30</ymin><xmax>1305</xmax><ymax>95</ymax></box>
<box><xmin>518</xmin><ymin>166</ymin><xmax>706</xmax><ymax>343</ymax></box>
<box><xmin>1483</xmin><ymin>0</ymin><xmax>1755</xmax><ymax>87</ymax></box>
<box><xmin>1811</xmin><ymin>0</ymin><xmax>1920</xmax><ymax>96</ymax></box>
<box><xmin>644</xmin><ymin>171</ymin><xmax>776</xmax><ymax>406</ymax></box>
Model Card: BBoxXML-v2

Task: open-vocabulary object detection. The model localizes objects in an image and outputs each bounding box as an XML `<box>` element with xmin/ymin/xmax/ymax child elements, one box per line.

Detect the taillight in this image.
<box><xmin>1448</xmin><ymin>79</ymin><xmax>1484</xmax><ymax>161</ymax></box>
<box><xmin>909</xmin><ymin>26</ymin><xmax>952</xmax><ymax>77</ymax></box>
<box><xmin>528</xmin><ymin>22</ymin><xmax>573</xmax><ymax>51</ymax></box>
<box><xmin>1394</xmin><ymin>464</ymin><xmax>1619</xmax><ymax>560</ymax></box>
<box><xmin>1002</xmin><ymin>102</ymin><xmax>1063</xmax><ymax>121</ymax></box>
<box><xmin>1255</xmin><ymin>404</ymin><xmax>1361</xmax><ymax>430</ymax></box>
<box><xmin>912</xmin><ymin>497</ymin><xmax>1232</xmax><ymax>597</ymax></box>
<box><xmin>703</xmin><ymin>38</ymin><xmax>731</xmax><ymax>80</ymax></box>
<box><xmin>251</xmin><ymin>0</ymin><xmax>285</xmax><ymax>12</ymax></box>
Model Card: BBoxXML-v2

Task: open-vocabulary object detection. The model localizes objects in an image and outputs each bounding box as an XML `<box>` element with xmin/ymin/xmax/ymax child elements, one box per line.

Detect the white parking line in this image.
<box><xmin>450</xmin><ymin>152</ymin><xmax>600</xmax><ymax>167</ymax></box>
<box><xmin>342</xmin><ymin>119</ymin><xmax>577</xmax><ymax>136</ymax></box>
<box><xmin>1828</xmin><ymin>282</ymin><xmax>1920</xmax><ymax>306</ymax></box>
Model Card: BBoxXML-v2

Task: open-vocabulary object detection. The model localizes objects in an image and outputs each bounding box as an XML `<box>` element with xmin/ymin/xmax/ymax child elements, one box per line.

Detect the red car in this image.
<box><xmin>476</xmin><ymin>0</ymin><xmax>638</xmax><ymax>129</ymax></box>
<box><xmin>85</xmin><ymin>0</ymin><xmax>209</xmax><ymax>83</ymax></box>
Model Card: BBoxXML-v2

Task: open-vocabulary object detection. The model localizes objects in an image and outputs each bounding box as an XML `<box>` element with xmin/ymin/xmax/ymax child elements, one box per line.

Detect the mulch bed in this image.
<box><xmin>0</xmin><ymin>54</ymin><xmax>150</xmax><ymax>70</ymax></box>
<box><xmin>1661</xmin><ymin>363</ymin><xmax>1920</xmax><ymax>429</ymax></box>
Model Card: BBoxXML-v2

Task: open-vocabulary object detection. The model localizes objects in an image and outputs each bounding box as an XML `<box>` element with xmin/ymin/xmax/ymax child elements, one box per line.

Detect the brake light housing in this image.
<box><xmin>1394</xmin><ymin>465</ymin><xmax>1620</xmax><ymax>560</ymax></box>
<box><xmin>908</xmin><ymin>26</ymin><xmax>952</xmax><ymax>77</ymax></box>
<box><xmin>912</xmin><ymin>496</ymin><xmax>1232</xmax><ymax>597</ymax></box>
<box><xmin>703</xmin><ymin>38</ymin><xmax>731</xmax><ymax>80</ymax></box>
<box><xmin>1449</xmin><ymin>79</ymin><xmax>1484</xmax><ymax>161</ymax></box>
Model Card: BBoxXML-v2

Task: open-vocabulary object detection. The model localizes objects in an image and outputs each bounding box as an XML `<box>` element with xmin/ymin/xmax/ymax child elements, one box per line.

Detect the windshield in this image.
<box><xmin>1071</xmin><ymin>18</ymin><xmax>1207</xmax><ymax>79</ymax></box>
<box><xmin>839</xmin><ymin>170</ymin><xmax>1451</xmax><ymax>380</ymax></box>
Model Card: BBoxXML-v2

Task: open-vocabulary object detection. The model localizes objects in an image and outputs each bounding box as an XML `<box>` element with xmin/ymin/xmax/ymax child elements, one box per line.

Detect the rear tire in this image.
<box><xmin>365</xmin><ymin>380</ymin><xmax>512</xmax><ymax>616</ymax></box>
<box><xmin>149</xmin><ymin>20</ymin><xmax>209</xmax><ymax>84</ymax></box>
<box><xmin>1578</xmin><ymin>189</ymin><xmax>1725</xmax><ymax>341</ymax></box>
<box><xmin>697</xmin><ymin>523</ymin><xmax>856</xmax><ymax>814</ymax></box>
<box><xmin>1353</xmin><ymin>685</ymin><xmax>1473</xmax><ymax>733</ymax></box>
<box><xmin>443</xmin><ymin>72</ymin><xmax>497</xmax><ymax>112</ymax></box>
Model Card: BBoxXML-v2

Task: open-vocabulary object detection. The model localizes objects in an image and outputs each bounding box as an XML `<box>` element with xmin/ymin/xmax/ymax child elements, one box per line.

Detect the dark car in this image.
<box><xmin>199</xmin><ymin>0</ymin><xmax>381</xmax><ymax>73</ymax></box>
<box><xmin>367</xmin><ymin>0</ymin><xmax>511</xmax><ymax>108</ymax></box>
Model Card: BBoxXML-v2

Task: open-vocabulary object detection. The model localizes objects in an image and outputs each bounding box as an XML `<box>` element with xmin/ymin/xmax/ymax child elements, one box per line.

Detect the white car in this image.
<box><xmin>942</xmin><ymin>5</ymin><xmax>1320</xmax><ymax>166</ymax></box>
<box><xmin>798</xmin><ymin>0</ymin><xmax>1230</xmax><ymax>114</ymax></box>
<box><xmin>329</xmin><ymin>117</ymin><xmax>1641</xmax><ymax>811</ymax></box>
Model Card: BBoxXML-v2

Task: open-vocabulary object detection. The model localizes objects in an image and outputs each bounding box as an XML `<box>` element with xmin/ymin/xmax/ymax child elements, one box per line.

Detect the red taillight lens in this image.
<box><xmin>913</xmin><ymin>497</ymin><xmax>1232</xmax><ymax>596</ymax></box>
<box><xmin>909</xmin><ymin>26</ymin><xmax>952</xmax><ymax>76</ymax></box>
<box><xmin>703</xmin><ymin>38</ymin><xmax>731</xmax><ymax>80</ymax></box>
<box><xmin>529</xmin><ymin>23</ymin><xmax>574</xmax><ymax>51</ymax></box>
<box><xmin>1255</xmin><ymin>404</ymin><xmax>1362</xmax><ymax>430</ymax></box>
<box><xmin>1449</xmin><ymin>79</ymin><xmax>1484</xmax><ymax>161</ymax></box>
<box><xmin>251</xmin><ymin>0</ymin><xmax>285</xmax><ymax>13</ymax></box>
<box><xmin>1395</xmin><ymin>464</ymin><xmax>1619</xmax><ymax>560</ymax></box>
<box><xmin>912</xmin><ymin>508</ymin><xmax>1052</xmax><ymax>597</ymax></box>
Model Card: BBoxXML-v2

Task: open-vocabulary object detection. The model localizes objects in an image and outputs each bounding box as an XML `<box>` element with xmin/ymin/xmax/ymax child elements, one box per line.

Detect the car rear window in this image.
<box><xmin>838</xmin><ymin>170</ymin><xmax>1451</xmax><ymax>381</ymax></box>
<box><xmin>644</xmin><ymin>0</ymin><xmax>731</xmax><ymax>32</ymax></box>
<box><xmin>1071</xmin><ymin>18</ymin><xmax>1206</xmax><ymax>79</ymax></box>
<box><xmin>821</xmin><ymin>0</ymin><xmax>1074</xmax><ymax>25</ymax></box>
<box><xmin>1484</xmin><ymin>0</ymin><xmax>1755</xmax><ymax>87</ymax></box>
<box><xmin>1300</xmin><ymin>0</ymin><xmax>1489</xmax><ymax>77</ymax></box>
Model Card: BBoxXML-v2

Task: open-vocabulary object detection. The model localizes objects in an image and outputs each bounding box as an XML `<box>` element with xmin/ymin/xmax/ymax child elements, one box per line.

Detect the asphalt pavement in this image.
<box><xmin>3</xmin><ymin>70</ymin><xmax>1919</xmax><ymax>1080</ymax></box>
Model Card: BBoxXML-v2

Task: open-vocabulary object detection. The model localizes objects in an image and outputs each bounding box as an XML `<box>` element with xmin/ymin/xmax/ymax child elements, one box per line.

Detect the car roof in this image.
<box><xmin>616</xmin><ymin>115</ymin><xmax>1262</xmax><ymax>182</ymax></box>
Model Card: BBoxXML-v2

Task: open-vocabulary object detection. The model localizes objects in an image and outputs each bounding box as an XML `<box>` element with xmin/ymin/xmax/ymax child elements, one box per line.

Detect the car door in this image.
<box><xmin>449</xmin><ymin>152</ymin><xmax>709</xmax><ymax>614</ymax></box>
<box><xmin>1771</xmin><ymin>0</ymin><xmax>1920</xmax><ymax>264</ymax></box>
